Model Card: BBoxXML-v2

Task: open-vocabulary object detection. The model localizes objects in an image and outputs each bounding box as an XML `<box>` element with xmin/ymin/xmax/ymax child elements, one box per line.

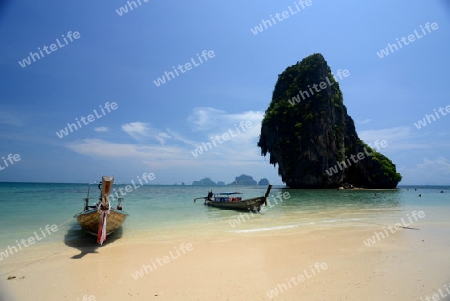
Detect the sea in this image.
<box><xmin>0</xmin><ymin>183</ymin><xmax>449</xmax><ymax>272</ymax></box>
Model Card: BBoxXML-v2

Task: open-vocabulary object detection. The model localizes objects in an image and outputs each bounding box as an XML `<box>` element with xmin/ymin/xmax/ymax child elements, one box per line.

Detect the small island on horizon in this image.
<box><xmin>191</xmin><ymin>174</ymin><xmax>269</xmax><ymax>186</ymax></box>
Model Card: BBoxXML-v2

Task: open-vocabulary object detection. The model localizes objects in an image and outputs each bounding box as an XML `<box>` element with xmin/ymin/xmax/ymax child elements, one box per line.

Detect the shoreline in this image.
<box><xmin>2</xmin><ymin>221</ymin><xmax>447</xmax><ymax>301</ymax></box>
<box><xmin>1</xmin><ymin>186</ymin><xmax>448</xmax><ymax>300</ymax></box>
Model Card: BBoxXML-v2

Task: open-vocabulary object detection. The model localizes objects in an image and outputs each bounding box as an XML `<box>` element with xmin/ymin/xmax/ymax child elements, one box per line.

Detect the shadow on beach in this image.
<box><xmin>63</xmin><ymin>223</ymin><xmax>123</xmax><ymax>259</ymax></box>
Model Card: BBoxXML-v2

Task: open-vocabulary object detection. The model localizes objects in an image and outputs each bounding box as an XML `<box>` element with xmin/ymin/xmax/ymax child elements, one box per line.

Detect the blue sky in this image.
<box><xmin>0</xmin><ymin>0</ymin><xmax>449</xmax><ymax>185</ymax></box>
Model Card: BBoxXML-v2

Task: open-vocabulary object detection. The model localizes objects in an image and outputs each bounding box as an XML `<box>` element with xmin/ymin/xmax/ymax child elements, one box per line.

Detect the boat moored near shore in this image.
<box><xmin>194</xmin><ymin>185</ymin><xmax>272</xmax><ymax>212</ymax></box>
<box><xmin>74</xmin><ymin>176</ymin><xmax>128</xmax><ymax>245</ymax></box>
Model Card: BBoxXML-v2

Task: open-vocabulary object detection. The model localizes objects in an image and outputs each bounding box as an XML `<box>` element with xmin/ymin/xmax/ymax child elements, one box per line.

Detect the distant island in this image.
<box><xmin>257</xmin><ymin>53</ymin><xmax>402</xmax><ymax>189</ymax></box>
<box><xmin>192</xmin><ymin>178</ymin><xmax>215</xmax><ymax>186</ymax></box>
<box><xmin>191</xmin><ymin>174</ymin><xmax>269</xmax><ymax>186</ymax></box>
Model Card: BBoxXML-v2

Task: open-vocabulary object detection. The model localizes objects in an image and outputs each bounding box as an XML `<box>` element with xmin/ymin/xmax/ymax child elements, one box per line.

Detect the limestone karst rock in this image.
<box><xmin>258</xmin><ymin>53</ymin><xmax>401</xmax><ymax>188</ymax></box>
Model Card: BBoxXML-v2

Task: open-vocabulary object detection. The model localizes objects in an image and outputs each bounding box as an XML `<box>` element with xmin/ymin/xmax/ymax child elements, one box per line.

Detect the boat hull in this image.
<box><xmin>205</xmin><ymin>196</ymin><xmax>266</xmax><ymax>212</ymax></box>
<box><xmin>75</xmin><ymin>209</ymin><xmax>128</xmax><ymax>236</ymax></box>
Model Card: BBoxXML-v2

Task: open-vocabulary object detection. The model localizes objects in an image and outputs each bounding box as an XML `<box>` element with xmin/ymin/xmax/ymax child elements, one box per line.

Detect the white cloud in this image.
<box><xmin>122</xmin><ymin>122</ymin><xmax>169</xmax><ymax>145</ymax></box>
<box><xmin>159</xmin><ymin>132</ymin><xmax>171</xmax><ymax>139</ymax></box>
<box><xmin>359</xmin><ymin>126</ymin><xmax>409</xmax><ymax>141</ymax></box>
<box><xmin>94</xmin><ymin>127</ymin><xmax>109</xmax><ymax>132</ymax></box>
<box><xmin>0</xmin><ymin>111</ymin><xmax>24</xmax><ymax>126</ymax></box>
<box><xmin>188</xmin><ymin>110</ymin><xmax>264</xmax><ymax>156</ymax></box>
<box><xmin>356</xmin><ymin>119</ymin><xmax>372</xmax><ymax>125</ymax></box>
<box><xmin>165</xmin><ymin>129</ymin><xmax>197</xmax><ymax>147</ymax></box>
<box><xmin>122</xmin><ymin>122</ymin><xmax>149</xmax><ymax>140</ymax></box>
<box><xmin>223</xmin><ymin>110</ymin><xmax>264</xmax><ymax>126</ymax></box>
<box><xmin>65</xmin><ymin>108</ymin><xmax>267</xmax><ymax>168</ymax></box>
<box><xmin>187</xmin><ymin>107</ymin><xmax>225</xmax><ymax>131</ymax></box>
<box><xmin>60</xmin><ymin>108</ymin><xmax>283</xmax><ymax>184</ymax></box>
<box><xmin>65</xmin><ymin>138</ymin><xmax>191</xmax><ymax>169</ymax></box>
<box><xmin>399</xmin><ymin>156</ymin><xmax>450</xmax><ymax>185</ymax></box>
<box><xmin>187</xmin><ymin>107</ymin><xmax>264</xmax><ymax>137</ymax></box>
<box><xmin>358</xmin><ymin>126</ymin><xmax>429</xmax><ymax>150</ymax></box>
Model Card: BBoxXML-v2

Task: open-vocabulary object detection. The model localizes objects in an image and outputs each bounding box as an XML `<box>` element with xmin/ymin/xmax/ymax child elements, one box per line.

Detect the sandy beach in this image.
<box><xmin>2</xmin><ymin>220</ymin><xmax>448</xmax><ymax>301</ymax></box>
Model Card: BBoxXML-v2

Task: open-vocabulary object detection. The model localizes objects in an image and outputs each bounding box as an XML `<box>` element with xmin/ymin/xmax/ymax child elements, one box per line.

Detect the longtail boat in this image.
<box><xmin>74</xmin><ymin>176</ymin><xmax>128</xmax><ymax>245</ymax></box>
<box><xmin>194</xmin><ymin>185</ymin><xmax>272</xmax><ymax>212</ymax></box>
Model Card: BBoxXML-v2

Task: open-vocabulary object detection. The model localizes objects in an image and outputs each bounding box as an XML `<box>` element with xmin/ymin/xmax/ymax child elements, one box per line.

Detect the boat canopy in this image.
<box><xmin>215</xmin><ymin>192</ymin><xmax>243</xmax><ymax>195</ymax></box>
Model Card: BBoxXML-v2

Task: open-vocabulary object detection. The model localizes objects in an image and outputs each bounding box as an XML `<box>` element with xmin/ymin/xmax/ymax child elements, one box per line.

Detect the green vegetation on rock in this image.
<box><xmin>257</xmin><ymin>53</ymin><xmax>401</xmax><ymax>189</ymax></box>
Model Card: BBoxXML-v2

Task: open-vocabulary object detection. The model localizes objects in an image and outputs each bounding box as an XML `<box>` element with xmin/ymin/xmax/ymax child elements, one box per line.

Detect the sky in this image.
<box><xmin>0</xmin><ymin>0</ymin><xmax>449</xmax><ymax>185</ymax></box>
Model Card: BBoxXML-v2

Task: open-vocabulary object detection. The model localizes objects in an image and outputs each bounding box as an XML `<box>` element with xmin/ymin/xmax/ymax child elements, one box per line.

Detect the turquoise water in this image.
<box><xmin>0</xmin><ymin>183</ymin><xmax>448</xmax><ymax>265</ymax></box>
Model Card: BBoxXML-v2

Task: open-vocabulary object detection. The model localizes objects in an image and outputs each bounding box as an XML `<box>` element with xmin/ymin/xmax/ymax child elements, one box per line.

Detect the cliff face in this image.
<box><xmin>257</xmin><ymin>53</ymin><xmax>401</xmax><ymax>189</ymax></box>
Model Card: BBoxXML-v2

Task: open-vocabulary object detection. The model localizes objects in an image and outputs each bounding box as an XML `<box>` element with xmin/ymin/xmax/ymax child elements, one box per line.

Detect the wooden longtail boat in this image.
<box><xmin>74</xmin><ymin>176</ymin><xmax>128</xmax><ymax>245</ymax></box>
<box><xmin>194</xmin><ymin>185</ymin><xmax>272</xmax><ymax>212</ymax></box>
